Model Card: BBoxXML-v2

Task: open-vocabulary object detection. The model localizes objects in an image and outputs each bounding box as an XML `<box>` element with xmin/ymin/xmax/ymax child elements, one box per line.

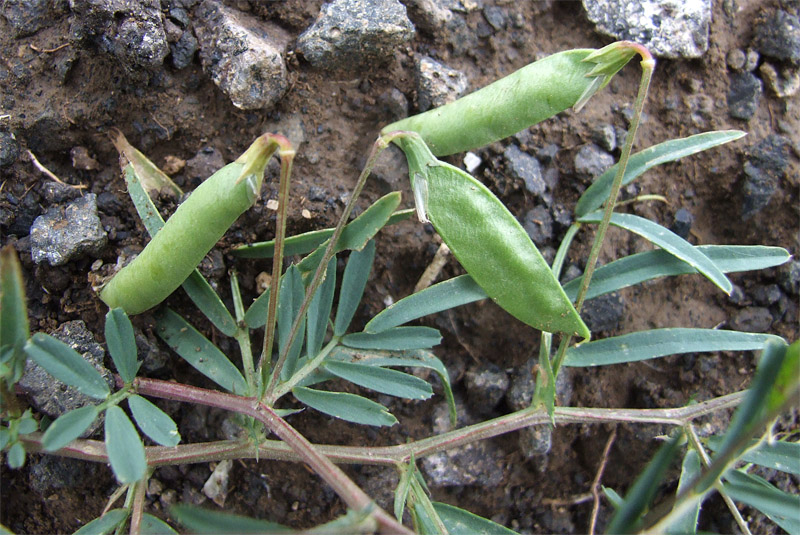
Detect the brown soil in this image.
<box><xmin>1</xmin><ymin>0</ymin><xmax>797</xmax><ymax>533</ymax></box>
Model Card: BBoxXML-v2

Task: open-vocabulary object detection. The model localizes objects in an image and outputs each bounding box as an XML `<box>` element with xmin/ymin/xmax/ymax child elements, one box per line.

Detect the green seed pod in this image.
<box><xmin>399</xmin><ymin>135</ymin><xmax>589</xmax><ymax>339</ymax></box>
<box><xmin>382</xmin><ymin>44</ymin><xmax>635</xmax><ymax>156</ymax></box>
<box><xmin>100</xmin><ymin>136</ymin><xmax>278</xmax><ymax>315</ymax></box>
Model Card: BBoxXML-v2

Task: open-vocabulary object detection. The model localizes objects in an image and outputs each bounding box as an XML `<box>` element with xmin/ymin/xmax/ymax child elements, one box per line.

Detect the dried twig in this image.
<box><xmin>589</xmin><ymin>427</ymin><xmax>617</xmax><ymax>534</ymax></box>
<box><xmin>27</xmin><ymin>150</ymin><xmax>86</xmax><ymax>189</ymax></box>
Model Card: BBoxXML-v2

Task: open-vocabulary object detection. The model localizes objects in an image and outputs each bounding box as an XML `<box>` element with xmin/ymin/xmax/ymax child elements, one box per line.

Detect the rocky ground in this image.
<box><xmin>0</xmin><ymin>0</ymin><xmax>798</xmax><ymax>533</ymax></box>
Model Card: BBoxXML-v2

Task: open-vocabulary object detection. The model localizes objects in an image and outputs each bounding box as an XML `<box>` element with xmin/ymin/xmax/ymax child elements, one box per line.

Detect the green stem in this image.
<box><xmin>230</xmin><ymin>271</ymin><xmax>257</xmax><ymax>392</ymax></box>
<box><xmin>129</xmin><ymin>479</ymin><xmax>146</xmax><ymax>535</ymax></box>
<box><xmin>269</xmin><ymin>337</ymin><xmax>340</xmax><ymax>403</ymax></box>
<box><xmin>263</xmin><ymin>133</ymin><xmax>400</xmax><ymax>401</ymax></box>
<box><xmin>259</xmin><ymin>141</ymin><xmax>296</xmax><ymax>393</ymax></box>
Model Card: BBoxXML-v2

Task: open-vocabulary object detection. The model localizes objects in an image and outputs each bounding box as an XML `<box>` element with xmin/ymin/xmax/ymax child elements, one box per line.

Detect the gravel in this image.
<box><xmin>29</xmin><ymin>194</ymin><xmax>108</xmax><ymax>266</ymax></box>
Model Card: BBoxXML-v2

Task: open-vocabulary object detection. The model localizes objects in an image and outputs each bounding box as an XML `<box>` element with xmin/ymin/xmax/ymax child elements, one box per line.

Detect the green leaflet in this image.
<box><xmin>292</xmin><ymin>386</ymin><xmax>397</xmax><ymax>427</ymax></box>
<box><xmin>24</xmin><ymin>334</ymin><xmax>110</xmax><ymax>400</ymax></box>
<box><xmin>342</xmin><ymin>326</ymin><xmax>442</xmax><ymax>351</ymax></box>
<box><xmin>575</xmin><ymin>130</ymin><xmax>745</xmax><ymax>217</ymax></box>
<box><xmin>104</xmin><ymin>308</ymin><xmax>139</xmax><ymax>384</ymax></box>
<box><xmin>42</xmin><ymin>405</ymin><xmax>99</xmax><ymax>452</ymax></box>
<box><xmin>128</xmin><ymin>394</ymin><xmax>181</xmax><ymax>447</ymax></box>
<box><xmin>577</xmin><ymin>211</ymin><xmax>732</xmax><ymax>294</ymax></box>
<box><xmin>365</xmin><ymin>275</ymin><xmax>487</xmax><ymax>333</ymax></box>
<box><xmin>170</xmin><ymin>505</ymin><xmax>289</xmax><ymax>534</ymax></box>
<box><xmin>563</xmin><ymin>245</ymin><xmax>790</xmax><ymax>301</ymax></box>
<box><xmin>154</xmin><ymin>308</ymin><xmax>247</xmax><ymax>395</ymax></box>
<box><xmin>73</xmin><ymin>509</ymin><xmax>129</xmax><ymax>535</ymax></box>
<box><xmin>433</xmin><ymin>503</ymin><xmax>519</xmax><ymax>535</ymax></box>
<box><xmin>104</xmin><ymin>405</ymin><xmax>147</xmax><ymax>483</ymax></box>
<box><xmin>322</xmin><ymin>360</ymin><xmax>433</xmax><ymax>400</ymax></box>
<box><xmin>334</xmin><ymin>240</ymin><xmax>376</xmax><ymax>337</ymax></box>
<box><xmin>564</xmin><ymin>329</ymin><xmax>783</xmax><ymax>367</ymax></box>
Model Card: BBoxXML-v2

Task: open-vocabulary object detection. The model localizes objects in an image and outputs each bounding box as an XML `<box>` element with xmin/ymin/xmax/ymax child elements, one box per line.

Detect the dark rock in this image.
<box><xmin>369</xmin><ymin>144</ymin><xmax>408</xmax><ymax>194</ymax></box>
<box><xmin>536</xmin><ymin>143</ymin><xmax>559</xmax><ymax>164</ymax></box>
<box><xmin>18</xmin><ymin>321</ymin><xmax>113</xmax><ymax>436</ymax></box>
<box><xmin>523</xmin><ymin>205</ymin><xmax>553</xmax><ymax>245</ymax></box>
<box><xmin>592</xmin><ymin>123</ymin><xmax>617</xmax><ymax>152</ymax></box>
<box><xmin>1</xmin><ymin>0</ymin><xmax>67</xmax><ymax>38</ymax></box>
<box><xmin>670</xmin><ymin>207</ymin><xmax>694</xmax><ymax>239</ymax></box>
<box><xmin>379</xmin><ymin>87</ymin><xmax>409</xmax><ymax>119</ymax></box>
<box><xmin>727</xmin><ymin>72</ymin><xmax>762</xmax><ymax>120</ymax></box>
<box><xmin>29</xmin><ymin>194</ymin><xmax>108</xmax><ymax>266</ymax></box>
<box><xmin>582</xmin><ymin>0</ymin><xmax>711</xmax><ymax>58</ymax></box>
<box><xmin>778</xmin><ymin>260</ymin><xmax>800</xmax><ymax>296</ymax></box>
<box><xmin>753</xmin><ymin>10</ymin><xmax>800</xmax><ymax>63</ymax></box>
<box><xmin>168</xmin><ymin>7</ymin><xmax>191</xmax><ymax>28</ymax></box>
<box><xmin>69</xmin><ymin>0</ymin><xmax>169</xmax><ymax>72</ymax></box>
<box><xmin>574</xmin><ymin>143</ymin><xmax>614</xmax><ymax>178</ymax></box>
<box><xmin>416</xmin><ymin>56</ymin><xmax>468</xmax><ymax>112</ymax></box>
<box><xmin>421</xmin><ymin>400</ymin><xmax>504</xmax><ymax>486</ymax></box>
<box><xmin>752</xmin><ymin>284</ymin><xmax>783</xmax><ymax>306</ymax></box>
<box><xmin>171</xmin><ymin>29</ymin><xmax>199</xmax><ymax>70</ymax></box>
<box><xmin>741</xmin><ymin>135</ymin><xmax>790</xmax><ymax>219</ymax></box>
<box><xmin>731</xmin><ymin>307</ymin><xmax>773</xmax><ymax>332</ymax></box>
<box><xmin>28</xmin><ymin>455</ymin><xmax>102</xmax><ymax>495</ymax></box>
<box><xmin>504</xmin><ymin>145</ymin><xmax>546</xmax><ymax>197</ymax></box>
<box><xmin>185</xmin><ymin>146</ymin><xmax>226</xmax><ymax>184</ymax></box>
<box><xmin>0</xmin><ymin>131</ymin><xmax>20</xmax><ymax>168</ymax></box>
<box><xmin>581</xmin><ymin>292</ymin><xmax>625</xmax><ymax>333</ymax></box>
<box><xmin>464</xmin><ymin>363</ymin><xmax>509</xmax><ymax>415</ymax></box>
<box><xmin>307</xmin><ymin>186</ymin><xmax>327</xmax><ymax>202</ymax></box>
<box><xmin>296</xmin><ymin>0</ymin><xmax>415</xmax><ymax>70</ymax></box>
<box><xmin>482</xmin><ymin>5</ymin><xmax>506</xmax><ymax>31</ymax></box>
<box><xmin>729</xmin><ymin>285</ymin><xmax>748</xmax><ymax>306</ymax></box>
<box><xmin>195</xmin><ymin>0</ymin><xmax>290</xmax><ymax>110</ymax></box>
<box><xmin>136</xmin><ymin>330</ymin><xmax>170</xmax><ymax>374</ymax></box>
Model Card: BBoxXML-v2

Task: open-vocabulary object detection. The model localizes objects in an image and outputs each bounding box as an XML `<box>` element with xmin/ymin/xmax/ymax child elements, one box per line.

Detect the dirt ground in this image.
<box><xmin>1</xmin><ymin>0</ymin><xmax>798</xmax><ymax>533</ymax></box>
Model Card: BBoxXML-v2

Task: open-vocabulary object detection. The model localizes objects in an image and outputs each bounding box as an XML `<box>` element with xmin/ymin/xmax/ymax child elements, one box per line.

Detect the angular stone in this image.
<box><xmin>30</xmin><ymin>194</ymin><xmax>108</xmax><ymax>266</ymax></box>
<box><xmin>582</xmin><ymin>0</ymin><xmax>711</xmax><ymax>59</ymax></box>
<box><xmin>297</xmin><ymin>0</ymin><xmax>415</xmax><ymax>70</ymax></box>
<box><xmin>416</xmin><ymin>56</ymin><xmax>468</xmax><ymax>111</ymax></box>
<box><xmin>574</xmin><ymin>143</ymin><xmax>614</xmax><ymax>178</ymax></box>
<box><xmin>754</xmin><ymin>10</ymin><xmax>800</xmax><ymax>63</ymax></box>
<box><xmin>727</xmin><ymin>72</ymin><xmax>763</xmax><ymax>120</ymax></box>
<box><xmin>195</xmin><ymin>0</ymin><xmax>289</xmax><ymax>110</ymax></box>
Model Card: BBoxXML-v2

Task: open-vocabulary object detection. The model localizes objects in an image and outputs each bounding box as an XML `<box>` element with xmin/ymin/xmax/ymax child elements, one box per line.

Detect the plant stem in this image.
<box><xmin>263</xmin><ymin>133</ymin><xmax>399</xmax><ymax>401</ymax></box>
<box><xmin>230</xmin><ymin>271</ymin><xmax>257</xmax><ymax>392</ymax></box>
<box><xmin>44</xmin><ymin>379</ymin><xmax>746</xmax><ymax>468</ymax></box>
<box><xmin>269</xmin><ymin>336</ymin><xmax>340</xmax><ymax>403</ymax></box>
<box><xmin>129</xmin><ymin>479</ymin><xmax>146</xmax><ymax>535</ymax></box>
<box><xmin>258</xmin><ymin>138</ymin><xmax>296</xmax><ymax>392</ymax></box>
<box><xmin>548</xmin><ymin>46</ymin><xmax>655</xmax><ymax>380</ymax></box>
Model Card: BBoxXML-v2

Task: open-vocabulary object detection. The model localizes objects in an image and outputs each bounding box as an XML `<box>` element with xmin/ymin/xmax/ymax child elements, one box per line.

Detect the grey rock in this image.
<box><xmin>185</xmin><ymin>146</ymin><xmax>226</xmax><ymax>185</ymax></box>
<box><xmin>574</xmin><ymin>143</ymin><xmax>614</xmax><ymax>178</ymax></box>
<box><xmin>582</xmin><ymin>0</ymin><xmax>711</xmax><ymax>58</ymax></box>
<box><xmin>464</xmin><ymin>363</ymin><xmax>509</xmax><ymax>415</ymax></box>
<box><xmin>0</xmin><ymin>131</ymin><xmax>19</xmax><ymax>168</ymax></box>
<box><xmin>592</xmin><ymin>123</ymin><xmax>617</xmax><ymax>152</ymax></box>
<box><xmin>523</xmin><ymin>205</ymin><xmax>553</xmax><ymax>245</ymax></box>
<box><xmin>136</xmin><ymin>330</ymin><xmax>169</xmax><ymax>374</ymax></box>
<box><xmin>370</xmin><ymin>144</ymin><xmax>408</xmax><ymax>194</ymax></box>
<box><xmin>744</xmin><ymin>48</ymin><xmax>760</xmax><ymax>72</ymax></box>
<box><xmin>536</xmin><ymin>143</ymin><xmax>559</xmax><ymax>164</ymax></box>
<box><xmin>581</xmin><ymin>292</ymin><xmax>625</xmax><ymax>333</ymax></box>
<box><xmin>504</xmin><ymin>145</ymin><xmax>546</xmax><ymax>197</ymax></box>
<box><xmin>779</xmin><ymin>260</ymin><xmax>800</xmax><ymax>296</ymax></box>
<box><xmin>170</xmin><ymin>29</ymin><xmax>199</xmax><ymax>70</ymax></box>
<box><xmin>379</xmin><ymin>87</ymin><xmax>409</xmax><ymax>119</ymax></box>
<box><xmin>518</xmin><ymin>426</ymin><xmax>552</xmax><ymax>461</ymax></box>
<box><xmin>741</xmin><ymin>135</ymin><xmax>790</xmax><ymax>220</ymax></box>
<box><xmin>416</xmin><ymin>56</ymin><xmax>468</xmax><ymax>112</ymax></box>
<box><xmin>195</xmin><ymin>0</ymin><xmax>289</xmax><ymax>110</ymax></box>
<box><xmin>41</xmin><ymin>182</ymin><xmax>81</xmax><ymax>205</ymax></box>
<box><xmin>729</xmin><ymin>285</ymin><xmax>748</xmax><ymax>306</ymax></box>
<box><xmin>296</xmin><ymin>0</ymin><xmax>415</xmax><ymax>70</ymax></box>
<box><xmin>754</xmin><ymin>10</ymin><xmax>800</xmax><ymax>63</ymax></box>
<box><xmin>30</xmin><ymin>194</ymin><xmax>108</xmax><ymax>266</ymax></box>
<box><xmin>404</xmin><ymin>0</ymin><xmax>453</xmax><ymax>33</ymax></box>
<box><xmin>19</xmin><ymin>321</ymin><xmax>113</xmax><ymax>436</ymax></box>
<box><xmin>670</xmin><ymin>207</ymin><xmax>694</xmax><ymax>240</ymax></box>
<box><xmin>752</xmin><ymin>284</ymin><xmax>783</xmax><ymax>306</ymax></box>
<box><xmin>483</xmin><ymin>5</ymin><xmax>506</xmax><ymax>31</ymax></box>
<box><xmin>731</xmin><ymin>307</ymin><xmax>773</xmax><ymax>332</ymax></box>
<box><xmin>727</xmin><ymin>72</ymin><xmax>763</xmax><ymax>120</ymax></box>
<box><xmin>422</xmin><ymin>440</ymin><xmax>504</xmax><ymax>486</ymax></box>
<box><xmin>69</xmin><ymin>0</ymin><xmax>169</xmax><ymax>71</ymax></box>
<box><xmin>2</xmin><ymin>0</ymin><xmax>67</xmax><ymax>38</ymax></box>
<box><xmin>28</xmin><ymin>455</ymin><xmax>102</xmax><ymax>494</ymax></box>
<box><xmin>759</xmin><ymin>62</ymin><xmax>800</xmax><ymax>99</ymax></box>
<box><xmin>726</xmin><ymin>48</ymin><xmax>747</xmax><ymax>71</ymax></box>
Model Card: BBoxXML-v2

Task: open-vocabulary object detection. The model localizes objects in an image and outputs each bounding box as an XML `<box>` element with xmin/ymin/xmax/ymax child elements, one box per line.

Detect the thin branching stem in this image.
<box><xmin>259</xmin><ymin>140</ymin><xmax>296</xmax><ymax>391</ymax></box>
<box><xmin>263</xmin><ymin>133</ymin><xmax>400</xmax><ymax>401</ymax></box>
<box><xmin>589</xmin><ymin>427</ymin><xmax>617</xmax><ymax>535</ymax></box>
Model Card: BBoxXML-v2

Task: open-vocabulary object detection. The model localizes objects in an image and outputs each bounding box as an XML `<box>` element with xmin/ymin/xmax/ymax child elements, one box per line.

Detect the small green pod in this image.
<box><xmin>399</xmin><ymin>136</ymin><xmax>589</xmax><ymax>338</ymax></box>
<box><xmin>100</xmin><ymin>136</ymin><xmax>276</xmax><ymax>315</ymax></box>
<box><xmin>382</xmin><ymin>44</ymin><xmax>635</xmax><ymax>156</ymax></box>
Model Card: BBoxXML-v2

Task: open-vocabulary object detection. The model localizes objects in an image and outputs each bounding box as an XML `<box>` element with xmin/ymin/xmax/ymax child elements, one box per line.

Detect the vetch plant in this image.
<box><xmin>1</xmin><ymin>41</ymin><xmax>797</xmax><ymax>534</ymax></box>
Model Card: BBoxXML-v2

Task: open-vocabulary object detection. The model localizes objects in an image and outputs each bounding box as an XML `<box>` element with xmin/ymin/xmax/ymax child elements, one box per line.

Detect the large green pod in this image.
<box><xmin>383</xmin><ymin>50</ymin><xmax>596</xmax><ymax>156</ymax></box>
<box><xmin>100</xmin><ymin>136</ymin><xmax>275</xmax><ymax>315</ymax></box>
<box><xmin>399</xmin><ymin>136</ymin><xmax>589</xmax><ymax>338</ymax></box>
